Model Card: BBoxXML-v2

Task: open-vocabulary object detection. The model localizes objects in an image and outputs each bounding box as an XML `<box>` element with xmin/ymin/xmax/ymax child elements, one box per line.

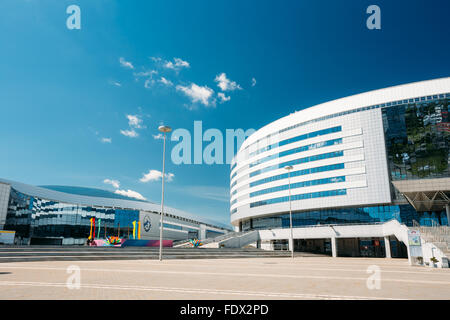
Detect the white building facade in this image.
<box><xmin>230</xmin><ymin>78</ymin><xmax>450</xmax><ymax>253</ymax></box>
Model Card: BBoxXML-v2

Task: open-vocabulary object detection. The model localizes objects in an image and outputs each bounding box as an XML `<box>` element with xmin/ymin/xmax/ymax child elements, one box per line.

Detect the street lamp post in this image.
<box><xmin>158</xmin><ymin>125</ymin><xmax>172</xmax><ymax>261</ymax></box>
<box><xmin>284</xmin><ymin>165</ymin><xmax>294</xmax><ymax>259</ymax></box>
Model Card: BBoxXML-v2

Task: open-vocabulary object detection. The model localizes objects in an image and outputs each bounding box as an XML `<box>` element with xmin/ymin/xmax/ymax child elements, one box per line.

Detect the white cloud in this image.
<box><xmin>134</xmin><ymin>70</ymin><xmax>157</xmax><ymax>78</ymax></box>
<box><xmin>109</xmin><ymin>80</ymin><xmax>122</xmax><ymax>87</ymax></box>
<box><xmin>140</xmin><ymin>169</ymin><xmax>174</xmax><ymax>183</ymax></box>
<box><xmin>133</xmin><ymin>70</ymin><xmax>158</xmax><ymax>88</ymax></box>
<box><xmin>101</xmin><ymin>137</ymin><xmax>112</xmax><ymax>143</ymax></box>
<box><xmin>114</xmin><ymin>189</ymin><xmax>146</xmax><ymax>201</ymax></box>
<box><xmin>144</xmin><ymin>79</ymin><xmax>155</xmax><ymax>88</ymax></box>
<box><xmin>120</xmin><ymin>115</ymin><xmax>144</xmax><ymax>138</ymax></box>
<box><xmin>126</xmin><ymin>114</ymin><xmax>144</xmax><ymax>129</ymax></box>
<box><xmin>140</xmin><ymin>170</ymin><xmax>161</xmax><ymax>182</ymax></box>
<box><xmin>103</xmin><ymin>178</ymin><xmax>146</xmax><ymax>201</ymax></box>
<box><xmin>120</xmin><ymin>129</ymin><xmax>138</xmax><ymax>138</ymax></box>
<box><xmin>153</xmin><ymin>133</ymin><xmax>164</xmax><ymax>140</ymax></box>
<box><xmin>119</xmin><ymin>57</ymin><xmax>134</xmax><ymax>69</ymax></box>
<box><xmin>217</xmin><ymin>92</ymin><xmax>231</xmax><ymax>103</ymax></box>
<box><xmin>103</xmin><ymin>179</ymin><xmax>120</xmax><ymax>189</ymax></box>
<box><xmin>251</xmin><ymin>77</ymin><xmax>257</xmax><ymax>87</ymax></box>
<box><xmin>176</xmin><ymin>83</ymin><xmax>214</xmax><ymax>106</ymax></box>
<box><xmin>158</xmin><ymin>77</ymin><xmax>173</xmax><ymax>86</ymax></box>
<box><xmin>214</xmin><ymin>73</ymin><xmax>242</xmax><ymax>91</ymax></box>
<box><xmin>164</xmin><ymin>57</ymin><xmax>190</xmax><ymax>70</ymax></box>
<box><xmin>150</xmin><ymin>56</ymin><xmax>162</xmax><ymax>62</ymax></box>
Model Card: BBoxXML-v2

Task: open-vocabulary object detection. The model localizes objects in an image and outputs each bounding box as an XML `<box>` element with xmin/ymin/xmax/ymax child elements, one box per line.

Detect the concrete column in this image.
<box><xmin>331</xmin><ymin>237</ymin><xmax>337</xmax><ymax>258</ymax></box>
<box><xmin>288</xmin><ymin>237</ymin><xmax>294</xmax><ymax>252</ymax></box>
<box><xmin>384</xmin><ymin>236</ymin><xmax>391</xmax><ymax>258</ymax></box>
<box><xmin>199</xmin><ymin>224</ymin><xmax>206</xmax><ymax>240</ymax></box>
<box><xmin>406</xmin><ymin>242</ymin><xmax>412</xmax><ymax>265</ymax></box>
<box><xmin>446</xmin><ymin>204</ymin><xmax>450</xmax><ymax>226</ymax></box>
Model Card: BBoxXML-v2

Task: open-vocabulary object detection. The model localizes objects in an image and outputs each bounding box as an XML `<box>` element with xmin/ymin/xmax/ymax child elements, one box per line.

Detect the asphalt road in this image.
<box><xmin>0</xmin><ymin>257</ymin><xmax>449</xmax><ymax>300</ymax></box>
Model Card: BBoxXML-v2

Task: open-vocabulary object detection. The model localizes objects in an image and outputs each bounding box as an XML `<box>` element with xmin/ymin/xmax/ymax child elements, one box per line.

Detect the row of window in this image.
<box><xmin>238</xmin><ymin>93</ymin><xmax>450</xmax><ymax>157</ymax></box>
<box><xmin>382</xmin><ymin>98</ymin><xmax>450</xmax><ymax>181</ymax></box>
<box><xmin>161</xmin><ymin>223</ymin><xmax>198</xmax><ymax>233</ymax></box>
<box><xmin>230</xmin><ymin>126</ymin><xmax>341</xmax><ymax>179</ymax></box>
<box><xmin>249</xmin><ymin>151</ymin><xmax>344</xmax><ymax>178</ymax></box>
<box><xmin>249</xmin><ymin>176</ymin><xmax>345</xmax><ymax>198</ymax></box>
<box><xmin>240</xmin><ymin>204</ymin><xmax>430</xmax><ymax>230</ymax></box>
<box><xmin>248</xmin><ymin>126</ymin><xmax>341</xmax><ymax>160</ymax></box>
<box><xmin>248</xmin><ymin>138</ymin><xmax>342</xmax><ymax>169</ymax></box>
<box><xmin>249</xmin><ymin>189</ymin><xmax>347</xmax><ymax>208</ymax></box>
<box><xmin>249</xmin><ymin>163</ymin><xmax>345</xmax><ymax>188</ymax></box>
<box><xmin>6</xmin><ymin>189</ymin><xmax>226</xmax><ymax>238</ymax></box>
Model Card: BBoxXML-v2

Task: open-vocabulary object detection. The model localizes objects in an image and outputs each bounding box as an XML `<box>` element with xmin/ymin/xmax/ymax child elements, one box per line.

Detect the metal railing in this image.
<box><xmin>411</xmin><ymin>219</ymin><xmax>450</xmax><ymax>245</ymax></box>
<box><xmin>259</xmin><ymin>220</ymin><xmax>390</xmax><ymax>232</ymax></box>
<box><xmin>202</xmin><ymin>231</ymin><xmax>255</xmax><ymax>245</ymax></box>
<box><xmin>173</xmin><ymin>231</ymin><xmax>250</xmax><ymax>247</ymax></box>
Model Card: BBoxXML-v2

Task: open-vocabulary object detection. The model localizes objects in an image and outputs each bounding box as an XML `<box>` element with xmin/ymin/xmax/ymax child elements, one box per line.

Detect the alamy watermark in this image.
<box><xmin>366</xmin><ymin>5</ymin><xmax>381</xmax><ymax>30</ymax></box>
<box><xmin>170</xmin><ymin>121</ymin><xmax>255</xmax><ymax>165</ymax></box>
<box><xmin>66</xmin><ymin>265</ymin><xmax>81</xmax><ymax>289</ymax></box>
<box><xmin>64</xmin><ymin>5</ymin><xmax>380</xmax><ymax>32</ymax></box>
<box><xmin>366</xmin><ymin>265</ymin><xmax>381</xmax><ymax>290</ymax></box>
<box><xmin>66</xmin><ymin>5</ymin><xmax>81</xmax><ymax>30</ymax></box>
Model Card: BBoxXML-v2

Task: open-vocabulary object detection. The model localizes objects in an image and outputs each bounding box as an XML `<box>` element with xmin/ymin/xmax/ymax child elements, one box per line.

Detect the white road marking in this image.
<box><xmin>80</xmin><ymin>258</ymin><xmax>430</xmax><ymax>271</ymax></box>
<box><xmin>46</xmin><ymin>260</ymin><xmax>446</xmax><ymax>276</ymax></box>
<box><xmin>0</xmin><ymin>281</ymin><xmax>398</xmax><ymax>300</ymax></box>
<box><xmin>0</xmin><ymin>265</ymin><xmax>449</xmax><ymax>285</ymax></box>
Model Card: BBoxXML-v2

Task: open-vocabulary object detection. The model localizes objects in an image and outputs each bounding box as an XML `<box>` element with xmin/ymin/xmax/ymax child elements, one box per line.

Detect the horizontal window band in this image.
<box><xmin>249</xmin><ymin>163</ymin><xmax>345</xmax><ymax>188</ymax></box>
<box><xmin>249</xmin><ymin>176</ymin><xmax>345</xmax><ymax>198</ymax></box>
<box><xmin>239</xmin><ymin>93</ymin><xmax>449</xmax><ymax>155</ymax></box>
<box><xmin>248</xmin><ymin>126</ymin><xmax>341</xmax><ymax>159</ymax></box>
<box><xmin>248</xmin><ymin>138</ymin><xmax>343</xmax><ymax>169</ymax></box>
<box><xmin>249</xmin><ymin>189</ymin><xmax>347</xmax><ymax>208</ymax></box>
<box><xmin>249</xmin><ymin>150</ymin><xmax>344</xmax><ymax>178</ymax></box>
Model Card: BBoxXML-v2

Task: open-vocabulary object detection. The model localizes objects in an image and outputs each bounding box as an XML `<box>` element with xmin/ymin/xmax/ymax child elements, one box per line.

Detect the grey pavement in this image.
<box><xmin>0</xmin><ymin>257</ymin><xmax>449</xmax><ymax>300</ymax></box>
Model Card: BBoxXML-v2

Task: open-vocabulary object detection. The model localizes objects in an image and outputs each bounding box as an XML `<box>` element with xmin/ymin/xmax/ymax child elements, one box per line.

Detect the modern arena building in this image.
<box><xmin>230</xmin><ymin>77</ymin><xmax>450</xmax><ymax>258</ymax></box>
<box><xmin>0</xmin><ymin>178</ymin><xmax>230</xmax><ymax>245</ymax></box>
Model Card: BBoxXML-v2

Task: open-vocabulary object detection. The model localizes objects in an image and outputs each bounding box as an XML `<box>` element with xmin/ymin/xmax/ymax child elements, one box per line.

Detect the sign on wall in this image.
<box><xmin>139</xmin><ymin>211</ymin><xmax>160</xmax><ymax>239</ymax></box>
<box><xmin>407</xmin><ymin>230</ymin><xmax>423</xmax><ymax>258</ymax></box>
<box><xmin>408</xmin><ymin>230</ymin><xmax>421</xmax><ymax>246</ymax></box>
<box><xmin>0</xmin><ymin>230</ymin><xmax>15</xmax><ymax>244</ymax></box>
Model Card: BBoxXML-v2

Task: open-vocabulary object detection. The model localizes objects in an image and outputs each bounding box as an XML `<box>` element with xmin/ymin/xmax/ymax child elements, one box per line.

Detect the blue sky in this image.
<box><xmin>0</xmin><ymin>0</ymin><xmax>449</xmax><ymax>226</ymax></box>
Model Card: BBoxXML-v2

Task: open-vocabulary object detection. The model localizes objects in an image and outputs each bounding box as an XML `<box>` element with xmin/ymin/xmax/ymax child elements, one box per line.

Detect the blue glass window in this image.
<box><xmin>248</xmin><ymin>126</ymin><xmax>342</xmax><ymax>159</ymax></box>
<box><xmin>250</xmin><ymin>176</ymin><xmax>345</xmax><ymax>197</ymax></box>
<box><xmin>249</xmin><ymin>151</ymin><xmax>344</xmax><ymax>178</ymax></box>
<box><xmin>249</xmin><ymin>138</ymin><xmax>342</xmax><ymax>168</ymax></box>
<box><xmin>250</xmin><ymin>189</ymin><xmax>346</xmax><ymax>208</ymax></box>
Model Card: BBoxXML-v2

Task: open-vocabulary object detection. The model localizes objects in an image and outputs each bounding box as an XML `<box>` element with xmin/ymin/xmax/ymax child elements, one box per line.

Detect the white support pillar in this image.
<box><xmin>406</xmin><ymin>243</ymin><xmax>412</xmax><ymax>265</ymax></box>
<box><xmin>384</xmin><ymin>236</ymin><xmax>391</xmax><ymax>258</ymax></box>
<box><xmin>199</xmin><ymin>224</ymin><xmax>207</xmax><ymax>240</ymax></box>
<box><xmin>331</xmin><ymin>237</ymin><xmax>337</xmax><ymax>258</ymax></box>
<box><xmin>288</xmin><ymin>237</ymin><xmax>294</xmax><ymax>252</ymax></box>
<box><xmin>446</xmin><ymin>204</ymin><xmax>450</xmax><ymax>226</ymax></box>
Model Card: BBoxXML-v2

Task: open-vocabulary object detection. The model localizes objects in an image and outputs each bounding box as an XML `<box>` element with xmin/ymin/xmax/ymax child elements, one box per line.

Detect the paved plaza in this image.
<box><xmin>0</xmin><ymin>257</ymin><xmax>449</xmax><ymax>300</ymax></box>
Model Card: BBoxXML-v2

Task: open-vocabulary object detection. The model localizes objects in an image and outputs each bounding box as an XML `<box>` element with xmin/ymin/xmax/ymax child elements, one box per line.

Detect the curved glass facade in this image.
<box><xmin>1</xmin><ymin>180</ymin><xmax>231</xmax><ymax>245</ymax></box>
<box><xmin>241</xmin><ymin>204</ymin><xmax>448</xmax><ymax>231</ymax></box>
<box><xmin>5</xmin><ymin>188</ymin><xmax>141</xmax><ymax>243</ymax></box>
<box><xmin>383</xmin><ymin>97</ymin><xmax>450</xmax><ymax>181</ymax></box>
